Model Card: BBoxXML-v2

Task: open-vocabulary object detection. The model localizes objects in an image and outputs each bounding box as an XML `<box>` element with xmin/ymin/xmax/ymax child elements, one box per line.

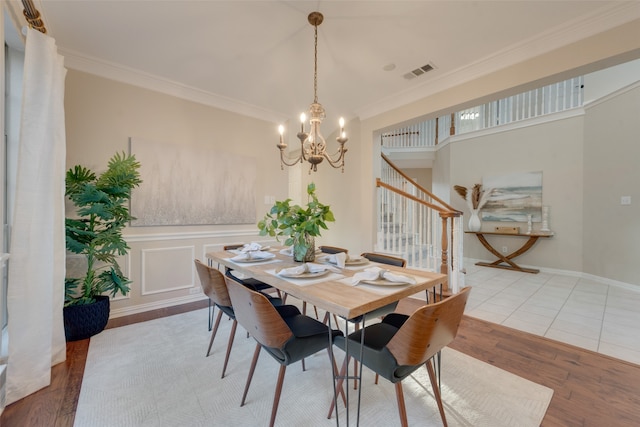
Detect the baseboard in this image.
<box><xmin>0</xmin><ymin>364</ymin><xmax>6</xmax><ymax>415</ymax></box>
<box><xmin>464</xmin><ymin>257</ymin><xmax>640</xmax><ymax>293</ymax></box>
<box><xmin>109</xmin><ymin>294</ymin><xmax>208</xmax><ymax>319</ymax></box>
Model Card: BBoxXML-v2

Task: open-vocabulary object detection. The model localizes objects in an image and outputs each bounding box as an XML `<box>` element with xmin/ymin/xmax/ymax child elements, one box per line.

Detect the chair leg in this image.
<box><xmin>208</xmin><ymin>299</ymin><xmax>214</xmax><ymax>331</ymax></box>
<box><xmin>269</xmin><ymin>364</ymin><xmax>287</xmax><ymax>427</ymax></box>
<box><xmin>426</xmin><ymin>359</ymin><xmax>448</xmax><ymax>427</ymax></box>
<box><xmin>394</xmin><ymin>382</ymin><xmax>409</xmax><ymax>427</ymax></box>
<box><xmin>221</xmin><ymin>319</ymin><xmax>237</xmax><ymax>378</ymax></box>
<box><xmin>241</xmin><ymin>343</ymin><xmax>262</xmax><ymax>406</ymax></box>
<box><xmin>322</xmin><ymin>311</ymin><xmax>329</xmax><ymax>324</ymax></box>
<box><xmin>207</xmin><ymin>309</ymin><xmax>224</xmax><ymax>357</ymax></box>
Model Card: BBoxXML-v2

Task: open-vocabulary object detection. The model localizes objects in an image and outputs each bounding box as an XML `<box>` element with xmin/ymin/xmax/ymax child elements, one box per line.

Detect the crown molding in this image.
<box><xmin>61</xmin><ymin>48</ymin><xmax>288</xmax><ymax>124</ymax></box>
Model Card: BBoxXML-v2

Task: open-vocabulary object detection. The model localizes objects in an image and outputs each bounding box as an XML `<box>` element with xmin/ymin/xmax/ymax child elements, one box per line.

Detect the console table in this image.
<box><xmin>465</xmin><ymin>230</ymin><xmax>553</xmax><ymax>274</ymax></box>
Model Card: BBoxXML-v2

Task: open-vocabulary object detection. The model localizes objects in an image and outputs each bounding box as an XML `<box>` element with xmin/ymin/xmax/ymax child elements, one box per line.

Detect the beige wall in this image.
<box><xmin>449</xmin><ymin>114</ymin><xmax>584</xmax><ymax>271</ymax></box>
<box><xmin>65</xmin><ymin>70</ymin><xmax>287</xmax><ymax>316</ymax></box>
<box><xmin>402</xmin><ymin>168</ymin><xmax>432</xmax><ymax>191</ymax></box>
<box><xmin>583</xmin><ymin>84</ymin><xmax>640</xmax><ymax>285</ymax></box>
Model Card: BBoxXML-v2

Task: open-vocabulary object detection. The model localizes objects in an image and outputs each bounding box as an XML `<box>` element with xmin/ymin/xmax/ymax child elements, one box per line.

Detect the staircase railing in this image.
<box><xmin>376</xmin><ymin>153</ymin><xmax>464</xmax><ymax>292</ymax></box>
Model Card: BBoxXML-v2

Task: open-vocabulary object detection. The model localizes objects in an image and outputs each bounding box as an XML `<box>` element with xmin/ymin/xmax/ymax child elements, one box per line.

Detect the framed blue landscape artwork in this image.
<box><xmin>481</xmin><ymin>171</ymin><xmax>542</xmax><ymax>222</ymax></box>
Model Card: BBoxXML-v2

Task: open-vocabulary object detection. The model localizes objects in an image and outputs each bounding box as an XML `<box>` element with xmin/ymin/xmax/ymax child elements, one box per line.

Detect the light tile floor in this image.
<box><xmin>461</xmin><ymin>262</ymin><xmax>640</xmax><ymax>366</ymax></box>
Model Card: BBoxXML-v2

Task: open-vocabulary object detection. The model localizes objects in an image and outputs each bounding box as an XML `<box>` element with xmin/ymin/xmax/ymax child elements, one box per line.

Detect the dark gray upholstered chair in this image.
<box><xmin>360</xmin><ymin>252</ymin><xmax>407</xmax><ymax>267</ymax></box>
<box><xmin>226</xmin><ymin>277</ymin><xmax>343</xmax><ymax>427</ymax></box>
<box><xmin>194</xmin><ymin>259</ymin><xmax>238</xmax><ymax>378</ymax></box>
<box><xmin>328</xmin><ymin>286</ymin><xmax>471</xmax><ymax>427</ymax></box>
<box><xmin>319</xmin><ymin>245</ymin><xmax>349</xmax><ymax>254</ymax></box>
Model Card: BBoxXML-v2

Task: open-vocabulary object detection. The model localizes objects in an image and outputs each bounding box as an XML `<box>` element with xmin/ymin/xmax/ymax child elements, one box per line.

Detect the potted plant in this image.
<box><xmin>258</xmin><ymin>183</ymin><xmax>335</xmax><ymax>262</ymax></box>
<box><xmin>64</xmin><ymin>152</ymin><xmax>142</xmax><ymax>341</ymax></box>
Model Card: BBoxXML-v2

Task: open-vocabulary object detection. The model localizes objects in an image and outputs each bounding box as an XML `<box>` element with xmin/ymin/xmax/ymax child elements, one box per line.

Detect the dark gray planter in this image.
<box><xmin>63</xmin><ymin>295</ymin><xmax>110</xmax><ymax>341</ymax></box>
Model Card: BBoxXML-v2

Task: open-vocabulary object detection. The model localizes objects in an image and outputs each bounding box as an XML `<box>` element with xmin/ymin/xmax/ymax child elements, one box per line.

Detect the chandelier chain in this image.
<box><xmin>313</xmin><ymin>22</ymin><xmax>318</xmax><ymax>104</ymax></box>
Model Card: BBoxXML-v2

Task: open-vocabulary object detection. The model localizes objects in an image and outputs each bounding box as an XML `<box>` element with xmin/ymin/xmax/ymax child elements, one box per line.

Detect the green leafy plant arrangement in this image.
<box><xmin>64</xmin><ymin>152</ymin><xmax>142</xmax><ymax>306</ymax></box>
<box><xmin>257</xmin><ymin>183</ymin><xmax>335</xmax><ymax>259</ymax></box>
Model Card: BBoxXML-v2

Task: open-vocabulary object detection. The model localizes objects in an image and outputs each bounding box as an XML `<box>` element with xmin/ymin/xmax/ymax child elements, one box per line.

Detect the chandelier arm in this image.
<box><xmin>279</xmin><ymin>150</ymin><xmax>304</xmax><ymax>167</ymax></box>
<box><xmin>322</xmin><ymin>149</ymin><xmax>347</xmax><ymax>168</ymax></box>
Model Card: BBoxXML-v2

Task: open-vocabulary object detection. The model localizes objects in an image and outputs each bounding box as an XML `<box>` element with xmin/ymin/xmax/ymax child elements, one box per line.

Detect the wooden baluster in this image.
<box><xmin>449</xmin><ymin>112</ymin><xmax>455</xmax><ymax>136</ymax></box>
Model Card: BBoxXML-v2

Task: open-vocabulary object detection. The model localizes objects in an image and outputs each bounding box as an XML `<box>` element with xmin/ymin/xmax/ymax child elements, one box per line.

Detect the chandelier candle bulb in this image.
<box><xmin>278</xmin><ymin>125</ymin><xmax>285</xmax><ymax>144</ymax></box>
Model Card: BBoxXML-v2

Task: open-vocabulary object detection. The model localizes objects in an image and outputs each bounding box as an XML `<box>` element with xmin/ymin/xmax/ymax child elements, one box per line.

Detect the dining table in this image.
<box><xmin>206</xmin><ymin>246</ymin><xmax>448</xmax><ymax>426</ymax></box>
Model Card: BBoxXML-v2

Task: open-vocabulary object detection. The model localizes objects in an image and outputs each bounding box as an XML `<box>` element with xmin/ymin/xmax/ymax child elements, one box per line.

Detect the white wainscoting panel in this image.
<box><xmin>141</xmin><ymin>246</ymin><xmax>195</xmax><ymax>295</ymax></box>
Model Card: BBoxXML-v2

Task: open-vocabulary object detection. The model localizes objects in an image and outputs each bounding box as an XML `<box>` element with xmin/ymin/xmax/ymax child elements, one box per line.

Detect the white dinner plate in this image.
<box><xmin>231</xmin><ymin>253</ymin><xmax>276</xmax><ymax>263</ymax></box>
<box><xmin>276</xmin><ymin>269</ymin><xmax>330</xmax><ymax>279</ymax></box>
<box><xmin>345</xmin><ymin>258</ymin><xmax>369</xmax><ymax>266</ymax></box>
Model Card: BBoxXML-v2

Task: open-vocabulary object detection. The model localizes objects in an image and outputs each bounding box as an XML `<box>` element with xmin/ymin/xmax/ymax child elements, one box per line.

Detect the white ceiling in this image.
<box><xmin>7</xmin><ymin>1</ymin><xmax>640</xmax><ymax>126</ymax></box>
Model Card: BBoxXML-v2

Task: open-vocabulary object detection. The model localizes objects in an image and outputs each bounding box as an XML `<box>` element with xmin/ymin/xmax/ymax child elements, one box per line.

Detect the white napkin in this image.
<box><xmin>277</xmin><ymin>262</ymin><xmax>340</xmax><ymax>276</ymax></box>
<box><xmin>351</xmin><ymin>267</ymin><xmax>416</xmax><ymax>285</ymax></box>
<box><xmin>230</xmin><ymin>251</ymin><xmax>274</xmax><ymax>262</ymax></box>
<box><xmin>240</xmin><ymin>242</ymin><xmax>264</xmax><ymax>252</ymax></box>
<box><xmin>325</xmin><ymin>252</ymin><xmax>348</xmax><ymax>268</ymax></box>
<box><xmin>279</xmin><ymin>246</ymin><xmax>322</xmax><ymax>256</ymax></box>
<box><xmin>279</xmin><ymin>246</ymin><xmax>293</xmax><ymax>256</ymax></box>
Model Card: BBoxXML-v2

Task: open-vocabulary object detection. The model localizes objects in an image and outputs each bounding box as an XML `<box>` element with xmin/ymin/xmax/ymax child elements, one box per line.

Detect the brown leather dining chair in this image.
<box><xmin>194</xmin><ymin>259</ymin><xmax>239</xmax><ymax>379</ymax></box>
<box><xmin>328</xmin><ymin>286</ymin><xmax>471</xmax><ymax>427</ymax></box>
<box><xmin>226</xmin><ymin>276</ymin><xmax>343</xmax><ymax>427</ymax></box>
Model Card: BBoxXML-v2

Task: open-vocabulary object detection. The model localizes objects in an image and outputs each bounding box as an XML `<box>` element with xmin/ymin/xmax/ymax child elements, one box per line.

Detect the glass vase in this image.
<box><xmin>293</xmin><ymin>234</ymin><xmax>315</xmax><ymax>262</ymax></box>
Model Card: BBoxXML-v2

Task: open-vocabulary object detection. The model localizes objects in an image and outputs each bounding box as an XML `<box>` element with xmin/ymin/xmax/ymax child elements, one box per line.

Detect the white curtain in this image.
<box><xmin>6</xmin><ymin>28</ymin><xmax>67</xmax><ymax>405</ymax></box>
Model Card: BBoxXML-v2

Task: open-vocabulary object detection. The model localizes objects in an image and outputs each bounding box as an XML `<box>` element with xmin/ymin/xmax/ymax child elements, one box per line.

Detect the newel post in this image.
<box><xmin>439</xmin><ymin>211</ymin><xmax>461</xmax><ymax>276</ymax></box>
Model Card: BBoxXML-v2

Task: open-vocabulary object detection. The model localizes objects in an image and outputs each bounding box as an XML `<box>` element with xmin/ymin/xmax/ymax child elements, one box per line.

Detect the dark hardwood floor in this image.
<box><xmin>2</xmin><ymin>299</ymin><xmax>640</xmax><ymax>427</ymax></box>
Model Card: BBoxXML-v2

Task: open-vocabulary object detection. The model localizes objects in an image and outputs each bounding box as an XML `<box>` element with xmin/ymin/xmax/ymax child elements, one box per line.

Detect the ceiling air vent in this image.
<box><xmin>404</xmin><ymin>63</ymin><xmax>435</xmax><ymax>80</ymax></box>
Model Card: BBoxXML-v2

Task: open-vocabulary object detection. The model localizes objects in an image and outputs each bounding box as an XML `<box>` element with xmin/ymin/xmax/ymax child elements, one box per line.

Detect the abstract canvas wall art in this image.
<box><xmin>130</xmin><ymin>138</ymin><xmax>256</xmax><ymax>226</ymax></box>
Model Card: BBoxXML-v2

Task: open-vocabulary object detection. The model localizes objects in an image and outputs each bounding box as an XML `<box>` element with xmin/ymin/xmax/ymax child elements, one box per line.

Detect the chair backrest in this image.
<box><xmin>225</xmin><ymin>276</ymin><xmax>293</xmax><ymax>349</ymax></box>
<box><xmin>361</xmin><ymin>252</ymin><xmax>407</xmax><ymax>267</ymax></box>
<box><xmin>386</xmin><ymin>286</ymin><xmax>471</xmax><ymax>366</ymax></box>
<box><xmin>319</xmin><ymin>245</ymin><xmax>348</xmax><ymax>254</ymax></box>
<box><xmin>223</xmin><ymin>244</ymin><xmax>243</xmax><ymax>251</ymax></box>
<box><xmin>194</xmin><ymin>259</ymin><xmax>233</xmax><ymax>307</ymax></box>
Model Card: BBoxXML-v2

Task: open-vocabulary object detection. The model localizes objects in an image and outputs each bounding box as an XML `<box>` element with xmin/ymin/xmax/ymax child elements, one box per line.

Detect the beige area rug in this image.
<box><xmin>75</xmin><ymin>307</ymin><xmax>553</xmax><ymax>427</ymax></box>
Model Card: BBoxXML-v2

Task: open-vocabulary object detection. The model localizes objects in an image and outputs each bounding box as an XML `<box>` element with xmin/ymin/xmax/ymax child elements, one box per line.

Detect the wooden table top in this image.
<box><xmin>206</xmin><ymin>249</ymin><xmax>447</xmax><ymax>320</ymax></box>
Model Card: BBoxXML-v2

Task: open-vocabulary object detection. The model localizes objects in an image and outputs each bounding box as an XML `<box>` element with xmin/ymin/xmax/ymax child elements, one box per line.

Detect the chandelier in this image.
<box><xmin>277</xmin><ymin>11</ymin><xmax>348</xmax><ymax>173</ymax></box>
